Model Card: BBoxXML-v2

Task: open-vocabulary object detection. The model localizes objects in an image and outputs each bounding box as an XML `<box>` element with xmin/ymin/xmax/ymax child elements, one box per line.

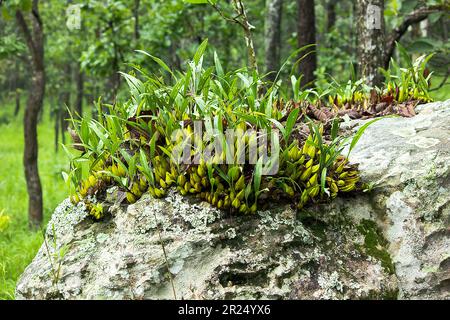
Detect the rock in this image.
<box><xmin>14</xmin><ymin>194</ymin><xmax>397</xmax><ymax>300</ymax></box>
<box><xmin>16</xmin><ymin>100</ymin><xmax>450</xmax><ymax>300</ymax></box>
<box><xmin>345</xmin><ymin>99</ymin><xmax>450</xmax><ymax>299</ymax></box>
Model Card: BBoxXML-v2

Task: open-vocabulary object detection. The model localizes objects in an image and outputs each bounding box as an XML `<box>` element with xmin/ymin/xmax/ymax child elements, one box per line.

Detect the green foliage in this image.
<box><xmin>1</xmin><ymin>0</ymin><xmax>448</xmax><ymax>106</ymax></box>
<box><xmin>42</xmin><ymin>224</ymin><xmax>69</xmax><ymax>286</ymax></box>
<box><xmin>65</xmin><ymin>45</ymin><xmax>371</xmax><ymax>218</ymax></box>
<box><xmin>79</xmin><ymin>1</ymin><xmax>133</xmax><ymax>76</ymax></box>
<box><xmin>381</xmin><ymin>43</ymin><xmax>434</xmax><ymax>103</ymax></box>
<box><xmin>320</xmin><ymin>47</ymin><xmax>436</xmax><ymax>111</ymax></box>
<box><xmin>0</xmin><ymin>35</ymin><xmax>26</xmax><ymax>60</ymax></box>
<box><xmin>325</xmin><ymin>77</ymin><xmax>371</xmax><ymax>108</ymax></box>
<box><xmin>184</xmin><ymin>0</ymin><xmax>212</xmax><ymax>4</ymax></box>
<box><xmin>1</xmin><ymin>0</ymin><xmax>32</xmax><ymax>17</ymax></box>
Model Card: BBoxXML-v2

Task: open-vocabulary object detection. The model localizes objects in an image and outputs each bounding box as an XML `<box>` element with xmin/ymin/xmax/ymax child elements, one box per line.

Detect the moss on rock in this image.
<box><xmin>357</xmin><ymin>219</ymin><xmax>395</xmax><ymax>275</ymax></box>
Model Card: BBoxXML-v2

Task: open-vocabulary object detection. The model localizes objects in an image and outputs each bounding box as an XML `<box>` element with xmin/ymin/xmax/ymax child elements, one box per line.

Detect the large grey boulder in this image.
<box><xmin>16</xmin><ymin>100</ymin><xmax>450</xmax><ymax>300</ymax></box>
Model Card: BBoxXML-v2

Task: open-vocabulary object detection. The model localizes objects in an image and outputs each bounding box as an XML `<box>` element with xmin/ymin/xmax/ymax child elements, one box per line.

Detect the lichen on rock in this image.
<box><xmin>15</xmin><ymin>100</ymin><xmax>450</xmax><ymax>300</ymax></box>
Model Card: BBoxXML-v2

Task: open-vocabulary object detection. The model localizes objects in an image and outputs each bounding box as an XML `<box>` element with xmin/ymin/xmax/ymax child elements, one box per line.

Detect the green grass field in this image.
<box><xmin>0</xmin><ymin>100</ymin><xmax>68</xmax><ymax>300</ymax></box>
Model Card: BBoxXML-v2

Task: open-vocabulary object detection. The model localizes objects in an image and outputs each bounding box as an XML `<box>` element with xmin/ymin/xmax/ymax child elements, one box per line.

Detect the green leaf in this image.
<box><xmin>254</xmin><ymin>157</ymin><xmax>263</xmax><ymax>198</ymax></box>
<box><xmin>213</xmin><ymin>51</ymin><xmax>224</xmax><ymax>79</ymax></box>
<box><xmin>428</xmin><ymin>12</ymin><xmax>443</xmax><ymax>24</ymax></box>
<box><xmin>407</xmin><ymin>39</ymin><xmax>435</xmax><ymax>53</ymax></box>
<box><xmin>1</xmin><ymin>7</ymin><xmax>13</xmax><ymax>20</ymax></box>
<box><xmin>330</xmin><ymin>117</ymin><xmax>339</xmax><ymax>141</ymax></box>
<box><xmin>194</xmin><ymin>39</ymin><xmax>208</xmax><ymax>65</ymax></box>
<box><xmin>80</xmin><ymin>119</ymin><xmax>90</xmax><ymax>144</ymax></box>
<box><xmin>184</xmin><ymin>0</ymin><xmax>218</xmax><ymax>4</ymax></box>
<box><xmin>139</xmin><ymin>149</ymin><xmax>154</xmax><ymax>184</ymax></box>
<box><xmin>149</xmin><ymin>132</ymin><xmax>158</xmax><ymax>160</ymax></box>
<box><xmin>320</xmin><ymin>167</ymin><xmax>327</xmax><ymax>194</ymax></box>
<box><xmin>214</xmin><ymin>165</ymin><xmax>230</xmax><ymax>185</ymax></box>
<box><xmin>61</xmin><ymin>172</ymin><xmax>69</xmax><ymax>183</ymax></box>
<box><xmin>291</xmin><ymin>75</ymin><xmax>301</xmax><ymax>101</ymax></box>
<box><xmin>119</xmin><ymin>72</ymin><xmax>143</xmax><ymax>96</ymax></box>
<box><xmin>396</xmin><ymin>42</ymin><xmax>412</xmax><ymax>67</ymax></box>
<box><xmin>20</xmin><ymin>0</ymin><xmax>32</xmax><ymax>11</ymax></box>
<box><xmin>183</xmin><ymin>0</ymin><xmax>209</xmax><ymax>3</ymax></box>
<box><xmin>237</xmin><ymin>73</ymin><xmax>250</xmax><ymax>88</ymax></box>
<box><xmin>89</xmin><ymin>122</ymin><xmax>109</xmax><ymax>147</ymax></box>
<box><xmin>128</xmin><ymin>154</ymin><xmax>137</xmax><ymax>178</ymax></box>
<box><xmin>244</xmin><ymin>176</ymin><xmax>253</xmax><ymax>202</ymax></box>
<box><xmin>348</xmin><ymin>118</ymin><xmax>384</xmax><ymax>157</ymax></box>
<box><xmin>158</xmin><ymin>145</ymin><xmax>175</xmax><ymax>162</ymax></box>
<box><xmin>136</xmin><ymin>50</ymin><xmax>175</xmax><ymax>78</ymax></box>
<box><xmin>284</xmin><ymin>108</ymin><xmax>300</xmax><ymax>141</ymax></box>
<box><xmin>268</xmin><ymin>118</ymin><xmax>286</xmax><ymax>139</ymax></box>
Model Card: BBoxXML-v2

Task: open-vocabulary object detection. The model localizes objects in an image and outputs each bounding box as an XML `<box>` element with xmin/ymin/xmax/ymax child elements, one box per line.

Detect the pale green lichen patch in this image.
<box><xmin>392</xmin><ymin>127</ymin><xmax>416</xmax><ymax>138</ymax></box>
<box><xmin>407</xmin><ymin>136</ymin><xmax>440</xmax><ymax>149</ymax></box>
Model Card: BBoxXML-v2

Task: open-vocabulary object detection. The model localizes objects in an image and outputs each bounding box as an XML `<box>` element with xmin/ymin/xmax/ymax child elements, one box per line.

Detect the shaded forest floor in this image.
<box><xmin>0</xmin><ymin>100</ymin><xmax>68</xmax><ymax>299</ymax></box>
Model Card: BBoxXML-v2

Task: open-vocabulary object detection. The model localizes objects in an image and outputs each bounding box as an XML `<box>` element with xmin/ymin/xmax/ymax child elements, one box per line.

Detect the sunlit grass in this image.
<box><xmin>0</xmin><ymin>99</ymin><xmax>68</xmax><ymax>300</ymax></box>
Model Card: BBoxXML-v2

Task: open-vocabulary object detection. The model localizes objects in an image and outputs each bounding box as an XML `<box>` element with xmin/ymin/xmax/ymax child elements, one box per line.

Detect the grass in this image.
<box><xmin>0</xmin><ymin>99</ymin><xmax>68</xmax><ymax>300</ymax></box>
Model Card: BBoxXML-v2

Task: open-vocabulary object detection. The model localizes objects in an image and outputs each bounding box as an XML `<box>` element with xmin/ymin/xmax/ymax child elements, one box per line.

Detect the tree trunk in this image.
<box><xmin>24</xmin><ymin>69</ymin><xmax>44</xmax><ymax>229</ymax></box>
<box><xmin>54</xmin><ymin>94</ymin><xmax>61</xmax><ymax>153</ymax></box>
<box><xmin>232</xmin><ymin>0</ymin><xmax>258</xmax><ymax>72</ymax></box>
<box><xmin>134</xmin><ymin>0</ymin><xmax>140</xmax><ymax>41</ymax></box>
<box><xmin>264</xmin><ymin>0</ymin><xmax>283</xmax><ymax>81</ymax></box>
<box><xmin>441</xmin><ymin>15</ymin><xmax>448</xmax><ymax>41</ymax></box>
<box><xmin>356</xmin><ymin>0</ymin><xmax>385</xmax><ymax>87</ymax></box>
<box><xmin>326</xmin><ymin>0</ymin><xmax>337</xmax><ymax>31</ymax></box>
<box><xmin>60</xmin><ymin>64</ymin><xmax>71</xmax><ymax>145</ymax></box>
<box><xmin>297</xmin><ymin>0</ymin><xmax>317</xmax><ymax>87</ymax></box>
<box><xmin>14</xmin><ymin>89</ymin><xmax>21</xmax><ymax>116</ymax></box>
<box><xmin>13</xmin><ymin>61</ymin><xmax>21</xmax><ymax>116</ymax></box>
<box><xmin>110</xmin><ymin>39</ymin><xmax>120</xmax><ymax>102</ymax></box>
<box><xmin>383</xmin><ymin>4</ymin><xmax>446</xmax><ymax>69</ymax></box>
<box><xmin>15</xmin><ymin>0</ymin><xmax>45</xmax><ymax>228</ymax></box>
<box><xmin>169</xmin><ymin>41</ymin><xmax>181</xmax><ymax>71</ymax></box>
<box><xmin>75</xmin><ymin>63</ymin><xmax>84</xmax><ymax>117</ymax></box>
<box><xmin>60</xmin><ymin>107</ymin><xmax>66</xmax><ymax>145</ymax></box>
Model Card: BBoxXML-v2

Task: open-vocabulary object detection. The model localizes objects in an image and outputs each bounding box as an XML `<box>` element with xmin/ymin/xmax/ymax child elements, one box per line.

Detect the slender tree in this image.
<box><xmin>134</xmin><ymin>0</ymin><xmax>141</xmax><ymax>40</ymax></box>
<box><xmin>61</xmin><ymin>63</ymin><xmax>72</xmax><ymax>142</ymax></box>
<box><xmin>15</xmin><ymin>0</ymin><xmax>45</xmax><ymax>228</ymax></box>
<box><xmin>384</xmin><ymin>4</ymin><xmax>448</xmax><ymax>69</ymax></box>
<box><xmin>13</xmin><ymin>61</ymin><xmax>21</xmax><ymax>117</ymax></box>
<box><xmin>54</xmin><ymin>92</ymin><xmax>61</xmax><ymax>152</ymax></box>
<box><xmin>326</xmin><ymin>0</ymin><xmax>337</xmax><ymax>32</ymax></box>
<box><xmin>297</xmin><ymin>0</ymin><xmax>317</xmax><ymax>87</ymax></box>
<box><xmin>264</xmin><ymin>0</ymin><xmax>283</xmax><ymax>81</ymax></box>
<box><xmin>356</xmin><ymin>0</ymin><xmax>385</xmax><ymax>87</ymax></box>
<box><xmin>211</xmin><ymin>0</ymin><xmax>259</xmax><ymax>72</ymax></box>
<box><xmin>74</xmin><ymin>62</ymin><xmax>84</xmax><ymax>117</ymax></box>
